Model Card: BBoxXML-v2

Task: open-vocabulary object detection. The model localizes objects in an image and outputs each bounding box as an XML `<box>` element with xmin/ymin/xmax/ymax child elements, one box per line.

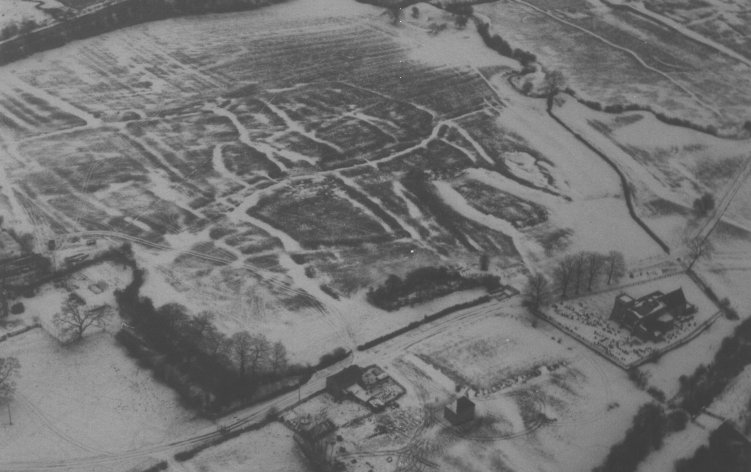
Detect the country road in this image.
<box><xmin>0</xmin><ymin>294</ymin><xmax>516</xmax><ymax>471</ymax></box>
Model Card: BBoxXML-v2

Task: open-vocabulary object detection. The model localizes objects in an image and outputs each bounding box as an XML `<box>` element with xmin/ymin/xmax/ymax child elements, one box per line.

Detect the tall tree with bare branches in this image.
<box><xmin>271</xmin><ymin>341</ymin><xmax>288</xmax><ymax>374</ymax></box>
<box><xmin>554</xmin><ymin>255</ymin><xmax>577</xmax><ymax>300</ymax></box>
<box><xmin>586</xmin><ymin>252</ymin><xmax>605</xmax><ymax>291</ymax></box>
<box><xmin>685</xmin><ymin>236</ymin><xmax>713</xmax><ymax>270</ymax></box>
<box><xmin>605</xmin><ymin>251</ymin><xmax>626</xmax><ymax>285</ymax></box>
<box><xmin>523</xmin><ymin>273</ymin><xmax>550</xmax><ymax>327</ymax></box>
<box><xmin>54</xmin><ymin>299</ymin><xmax>108</xmax><ymax>343</ymax></box>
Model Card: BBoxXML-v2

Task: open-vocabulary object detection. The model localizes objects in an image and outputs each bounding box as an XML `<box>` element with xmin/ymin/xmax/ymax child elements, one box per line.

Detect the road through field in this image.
<box><xmin>0</xmin><ymin>295</ymin><xmax>518</xmax><ymax>472</ymax></box>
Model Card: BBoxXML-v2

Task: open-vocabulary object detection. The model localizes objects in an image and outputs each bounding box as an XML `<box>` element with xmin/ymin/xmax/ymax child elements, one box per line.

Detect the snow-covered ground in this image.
<box><xmin>182</xmin><ymin>422</ymin><xmax>307</xmax><ymax>472</ymax></box>
<box><xmin>0</xmin><ymin>329</ymin><xmax>210</xmax><ymax>467</ymax></box>
<box><xmin>0</xmin><ymin>0</ymin><xmax>61</xmax><ymax>32</ymax></box>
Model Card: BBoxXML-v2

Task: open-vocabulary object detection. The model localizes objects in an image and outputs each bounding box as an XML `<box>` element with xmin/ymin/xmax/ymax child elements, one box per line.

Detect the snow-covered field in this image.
<box><xmin>182</xmin><ymin>422</ymin><xmax>307</xmax><ymax>472</ymax></box>
<box><xmin>390</xmin><ymin>312</ymin><xmax>651</xmax><ymax>472</ymax></box>
<box><xmin>0</xmin><ymin>0</ymin><xmax>749</xmax><ymax>470</ymax></box>
<box><xmin>0</xmin><ymin>329</ymin><xmax>210</xmax><ymax>468</ymax></box>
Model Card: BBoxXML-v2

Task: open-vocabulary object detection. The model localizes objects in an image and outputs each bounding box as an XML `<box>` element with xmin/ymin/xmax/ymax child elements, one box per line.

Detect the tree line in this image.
<box><xmin>523</xmin><ymin>250</ymin><xmax>626</xmax><ymax>311</ymax></box>
<box><xmin>593</xmin><ymin>402</ymin><xmax>689</xmax><ymax>472</ymax></box>
<box><xmin>676</xmin><ymin>315</ymin><xmax>751</xmax><ymax>416</ymax></box>
<box><xmin>476</xmin><ymin>20</ymin><xmax>537</xmax><ymax>67</ymax></box>
<box><xmin>675</xmin><ymin>422</ymin><xmax>751</xmax><ymax>472</ymax></box>
<box><xmin>115</xmin><ymin>267</ymin><xmax>342</xmax><ymax>413</ymax></box>
<box><xmin>367</xmin><ymin>265</ymin><xmax>500</xmax><ymax>311</ymax></box>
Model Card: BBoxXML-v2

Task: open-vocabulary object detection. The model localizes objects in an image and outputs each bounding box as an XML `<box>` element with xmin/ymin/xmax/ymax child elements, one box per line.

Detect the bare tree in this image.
<box><xmin>229</xmin><ymin>332</ymin><xmax>254</xmax><ymax>377</ymax></box>
<box><xmin>523</xmin><ymin>273</ymin><xmax>550</xmax><ymax>327</ymax></box>
<box><xmin>605</xmin><ymin>251</ymin><xmax>626</xmax><ymax>285</ymax></box>
<box><xmin>573</xmin><ymin>252</ymin><xmax>589</xmax><ymax>296</ymax></box>
<box><xmin>554</xmin><ymin>255</ymin><xmax>577</xmax><ymax>300</ymax></box>
<box><xmin>271</xmin><ymin>341</ymin><xmax>288</xmax><ymax>374</ymax></box>
<box><xmin>53</xmin><ymin>299</ymin><xmax>108</xmax><ymax>343</ymax></box>
<box><xmin>191</xmin><ymin>311</ymin><xmax>215</xmax><ymax>338</ymax></box>
<box><xmin>0</xmin><ymin>357</ymin><xmax>20</xmax><ymax>403</ymax></box>
<box><xmin>248</xmin><ymin>334</ymin><xmax>271</xmax><ymax>377</ymax></box>
<box><xmin>685</xmin><ymin>236</ymin><xmax>713</xmax><ymax>270</ymax></box>
<box><xmin>586</xmin><ymin>252</ymin><xmax>605</xmax><ymax>292</ymax></box>
<box><xmin>229</xmin><ymin>332</ymin><xmax>271</xmax><ymax>378</ymax></box>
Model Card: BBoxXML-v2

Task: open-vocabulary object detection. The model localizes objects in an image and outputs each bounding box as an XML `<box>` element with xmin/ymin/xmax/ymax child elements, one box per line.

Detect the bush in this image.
<box><xmin>647</xmin><ymin>387</ymin><xmax>665</xmax><ymax>402</ymax></box>
<box><xmin>320</xmin><ymin>284</ymin><xmax>339</xmax><ymax>300</ymax></box>
<box><xmin>628</xmin><ymin>368</ymin><xmax>648</xmax><ymax>390</ymax></box>
<box><xmin>317</xmin><ymin>347</ymin><xmax>349</xmax><ymax>369</ymax></box>
<box><xmin>666</xmin><ymin>409</ymin><xmax>689</xmax><ymax>432</ymax></box>
<box><xmin>367</xmin><ymin>265</ymin><xmax>500</xmax><ymax>311</ymax></box>
<box><xmin>9</xmin><ymin>302</ymin><xmax>24</xmax><ymax>315</ymax></box>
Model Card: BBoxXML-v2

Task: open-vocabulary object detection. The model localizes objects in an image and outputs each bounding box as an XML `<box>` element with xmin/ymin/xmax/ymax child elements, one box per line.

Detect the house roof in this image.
<box><xmin>457</xmin><ymin>396</ymin><xmax>475</xmax><ymax>410</ymax></box>
<box><xmin>662</xmin><ymin>288</ymin><xmax>687</xmax><ymax>311</ymax></box>
<box><xmin>327</xmin><ymin>365</ymin><xmax>362</xmax><ymax>388</ymax></box>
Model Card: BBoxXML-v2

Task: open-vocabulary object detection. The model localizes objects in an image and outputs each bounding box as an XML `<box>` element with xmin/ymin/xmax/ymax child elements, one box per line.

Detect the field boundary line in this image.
<box><xmin>547</xmin><ymin>99</ymin><xmax>671</xmax><ymax>254</ymax></box>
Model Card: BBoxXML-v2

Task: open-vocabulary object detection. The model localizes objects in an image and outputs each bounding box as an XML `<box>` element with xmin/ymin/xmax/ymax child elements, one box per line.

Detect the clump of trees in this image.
<box><xmin>675</xmin><ymin>423</ymin><xmax>751</xmax><ymax>472</ymax></box>
<box><xmin>677</xmin><ymin>316</ymin><xmax>751</xmax><ymax>416</ymax></box>
<box><xmin>115</xmin><ymin>268</ymin><xmax>307</xmax><ymax>413</ymax></box>
<box><xmin>693</xmin><ymin>193</ymin><xmax>715</xmax><ymax>217</ymax></box>
<box><xmin>0</xmin><ymin>19</ymin><xmax>38</xmax><ymax>41</ymax></box>
<box><xmin>594</xmin><ymin>403</ymin><xmax>668</xmax><ymax>472</ymax></box>
<box><xmin>476</xmin><ymin>21</ymin><xmax>537</xmax><ymax>67</ymax></box>
<box><xmin>445</xmin><ymin>4</ymin><xmax>473</xmax><ymax>29</ymax></box>
<box><xmin>367</xmin><ymin>266</ymin><xmax>500</xmax><ymax>311</ymax></box>
<box><xmin>552</xmin><ymin>250</ymin><xmax>625</xmax><ymax>300</ymax></box>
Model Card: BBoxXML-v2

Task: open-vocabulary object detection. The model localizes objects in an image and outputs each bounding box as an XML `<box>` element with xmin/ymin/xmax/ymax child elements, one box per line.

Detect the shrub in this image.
<box><xmin>628</xmin><ymin>368</ymin><xmax>648</xmax><ymax>390</ymax></box>
<box><xmin>647</xmin><ymin>387</ymin><xmax>665</xmax><ymax>402</ymax></box>
<box><xmin>666</xmin><ymin>409</ymin><xmax>689</xmax><ymax>432</ymax></box>
<box><xmin>318</xmin><ymin>347</ymin><xmax>349</xmax><ymax>369</ymax></box>
<box><xmin>9</xmin><ymin>303</ymin><xmax>24</xmax><ymax>315</ymax></box>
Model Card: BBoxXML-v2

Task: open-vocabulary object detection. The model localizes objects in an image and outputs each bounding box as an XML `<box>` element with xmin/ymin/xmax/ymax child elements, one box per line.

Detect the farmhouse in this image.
<box><xmin>610</xmin><ymin>288</ymin><xmax>695</xmax><ymax>341</ymax></box>
<box><xmin>444</xmin><ymin>396</ymin><xmax>476</xmax><ymax>425</ymax></box>
<box><xmin>358</xmin><ymin>365</ymin><xmax>388</xmax><ymax>390</ymax></box>
<box><xmin>325</xmin><ymin>365</ymin><xmax>362</xmax><ymax>400</ymax></box>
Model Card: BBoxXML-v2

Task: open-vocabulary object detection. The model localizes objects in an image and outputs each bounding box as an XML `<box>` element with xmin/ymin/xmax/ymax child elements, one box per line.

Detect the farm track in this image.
<box><xmin>508</xmin><ymin>0</ymin><xmax>724</xmax><ymax>118</ymax></box>
<box><xmin>0</xmin><ymin>297</ymin><xmax>516</xmax><ymax>472</ymax></box>
<box><xmin>691</xmin><ymin>154</ymin><xmax>751</xmax><ymax>244</ymax></box>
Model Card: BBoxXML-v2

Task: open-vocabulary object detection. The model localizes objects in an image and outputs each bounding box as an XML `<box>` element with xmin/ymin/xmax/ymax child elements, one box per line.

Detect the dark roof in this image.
<box><xmin>662</xmin><ymin>288</ymin><xmax>687</xmax><ymax>310</ymax></box>
<box><xmin>457</xmin><ymin>396</ymin><xmax>475</xmax><ymax>410</ymax></box>
<box><xmin>301</xmin><ymin>419</ymin><xmax>336</xmax><ymax>441</ymax></box>
<box><xmin>327</xmin><ymin>365</ymin><xmax>362</xmax><ymax>388</ymax></box>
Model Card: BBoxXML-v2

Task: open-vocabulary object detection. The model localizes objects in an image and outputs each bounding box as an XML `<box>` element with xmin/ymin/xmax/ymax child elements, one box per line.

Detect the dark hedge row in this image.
<box><xmin>358</xmin><ymin>296</ymin><xmax>490</xmax><ymax>351</ymax></box>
